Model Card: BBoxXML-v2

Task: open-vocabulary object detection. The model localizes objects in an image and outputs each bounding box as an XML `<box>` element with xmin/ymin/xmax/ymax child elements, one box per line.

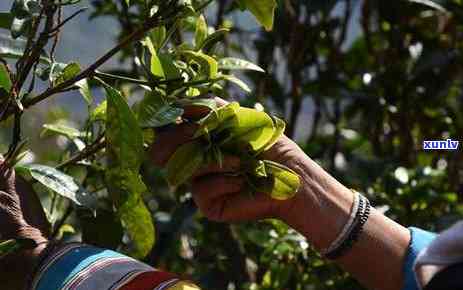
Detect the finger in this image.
<box><xmin>192</xmin><ymin>155</ymin><xmax>241</xmax><ymax>179</ymax></box>
<box><xmin>182</xmin><ymin>105</ymin><xmax>211</xmax><ymax>120</ymax></box>
<box><xmin>192</xmin><ymin>175</ymin><xmax>245</xmax><ymax>201</ymax></box>
<box><xmin>16</xmin><ymin>177</ymin><xmax>51</xmax><ymax>237</ymax></box>
<box><xmin>213</xmin><ymin>97</ymin><xmax>228</xmax><ymax>107</ymax></box>
<box><xmin>150</xmin><ymin>122</ymin><xmax>198</xmax><ymax>167</ymax></box>
<box><xmin>195</xmin><ymin>188</ymin><xmax>275</xmax><ymax>222</ymax></box>
<box><xmin>182</xmin><ymin>96</ymin><xmax>229</xmax><ymax>120</ymax></box>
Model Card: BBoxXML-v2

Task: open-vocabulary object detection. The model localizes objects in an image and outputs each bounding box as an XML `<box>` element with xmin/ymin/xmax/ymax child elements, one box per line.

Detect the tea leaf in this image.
<box><xmin>20</xmin><ymin>164</ymin><xmax>98</xmax><ymax>209</ymax></box>
<box><xmin>195</xmin><ymin>15</ymin><xmax>208</xmax><ymax>50</ymax></box>
<box><xmin>0</xmin><ymin>63</ymin><xmax>12</xmax><ymax>92</ymax></box>
<box><xmin>238</xmin><ymin>0</ymin><xmax>277</xmax><ymax>31</ymax></box>
<box><xmin>166</xmin><ymin>140</ymin><xmax>204</xmax><ymax>187</ymax></box>
<box><xmin>218</xmin><ymin>58</ymin><xmax>265</xmax><ymax>72</ymax></box>
<box><xmin>76</xmin><ymin>79</ymin><xmax>93</xmax><ymax>105</ymax></box>
<box><xmin>222</xmin><ymin>74</ymin><xmax>251</xmax><ymax>93</ymax></box>
<box><xmin>105</xmin><ymin>83</ymin><xmax>155</xmax><ymax>258</ymax></box>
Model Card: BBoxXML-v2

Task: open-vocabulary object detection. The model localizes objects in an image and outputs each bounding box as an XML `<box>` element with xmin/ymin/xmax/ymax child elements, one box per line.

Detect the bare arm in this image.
<box><xmin>274</xmin><ymin>137</ymin><xmax>410</xmax><ymax>290</ymax></box>
<box><xmin>151</xmin><ymin>127</ymin><xmax>411</xmax><ymax>290</ymax></box>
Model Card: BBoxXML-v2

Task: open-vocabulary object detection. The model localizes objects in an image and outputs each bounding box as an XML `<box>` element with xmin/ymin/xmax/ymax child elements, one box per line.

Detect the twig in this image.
<box><xmin>57</xmin><ymin>136</ymin><xmax>106</xmax><ymax>170</ymax></box>
<box><xmin>50</xmin><ymin>3</ymin><xmax>63</xmax><ymax>63</ymax></box>
<box><xmin>49</xmin><ymin>7</ymin><xmax>87</xmax><ymax>34</ymax></box>
<box><xmin>20</xmin><ymin>13</ymin><xmax>177</xmax><ymax>112</ymax></box>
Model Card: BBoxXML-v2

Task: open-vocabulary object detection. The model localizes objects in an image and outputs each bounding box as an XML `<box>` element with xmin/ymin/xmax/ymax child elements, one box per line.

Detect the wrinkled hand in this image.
<box><xmin>0</xmin><ymin>156</ymin><xmax>50</xmax><ymax>290</ymax></box>
<box><xmin>150</xmin><ymin>98</ymin><xmax>308</xmax><ymax>223</ymax></box>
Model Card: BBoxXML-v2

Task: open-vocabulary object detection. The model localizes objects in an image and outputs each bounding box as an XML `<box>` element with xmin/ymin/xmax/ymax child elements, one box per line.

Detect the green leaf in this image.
<box><xmin>260</xmin><ymin>116</ymin><xmax>285</xmax><ymax>152</ymax></box>
<box><xmin>41</xmin><ymin>123</ymin><xmax>84</xmax><ymax>139</ymax></box>
<box><xmin>105</xmin><ymin>169</ymin><xmax>155</xmax><ymax>259</ymax></box>
<box><xmin>200</xmin><ymin>28</ymin><xmax>229</xmax><ymax>53</ymax></box>
<box><xmin>0</xmin><ymin>239</ymin><xmax>36</xmax><ymax>258</ymax></box>
<box><xmin>166</xmin><ymin>140</ymin><xmax>204</xmax><ymax>187</ymax></box>
<box><xmin>195</xmin><ymin>14</ymin><xmax>208</xmax><ymax>50</ymax></box>
<box><xmin>222</xmin><ymin>74</ymin><xmax>252</xmax><ymax>93</ymax></box>
<box><xmin>151</xmin><ymin>52</ymin><xmax>180</xmax><ymax>79</ymax></box>
<box><xmin>181</xmin><ymin>50</ymin><xmax>218</xmax><ymax>79</ymax></box>
<box><xmin>149</xmin><ymin>26</ymin><xmax>166</xmax><ymax>52</ymax></box>
<box><xmin>253</xmin><ymin>160</ymin><xmax>300</xmax><ymax>200</ymax></box>
<box><xmin>105</xmin><ymin>84</ymin><xmax>155</xmax><ymax>258</ymax></box>
<box><xmin>125</xmin><ymin>0</ymin><xmax>130</xmax><ymax>6</ymax></box>
<box><xmin>225</xmin><ymin>106</ymin><xmax>275</xmax><ymax>152</ymax></box>
<box><xmin>76</xmin><ymin>79</ymin><xmax>93</xmax><ymax>105</ymax></box>
<box><xmin>53</xmin><ymin>62</ymin><xmax>81</xmax><ymax>85</ymax></box>
<box><xmin>0</xmin><ymin>63</ymin><xmax>12</xmax><ymax>92</ymax></box>
<box><xmin>175</xmin><ymin>98</ymin><xmax>218</xmax><ymax>112</ymax></box>
<box><xmin>104</xmin><ymin>84</ymin><xmax>143</xmax><ymax>170</ymax></box>
<box><xmin>218</xmin><ymin>57</ymin><xmax>265</xmax><ymax>72</ymax></box>
<box><xmin>238</xmin><ymin>0</ymin><xmax>277</xmax><ymax>31</ymax></box>
<box><xmin>194</xmin><ymin>102</ymin><xmax>240</xmax><ymax>138</ymax></box>
<box><xmin>0</xmin><ymin>12</ymin><xmax>13</xmax><ymax>30</ymax></box>
<box><xmin>137</xmin><ymin>91</ymin><xmax>184</xmax><ymax>128</ymax></box>
<box><xmin>20</xmin><ymin>164</ymin><xmax>98</xmax><ymax>209</ymax></box>
<box><xmin>91</xmin><ymin>100</ymin><xmax>107</xmax><ymax>121</ymax></box>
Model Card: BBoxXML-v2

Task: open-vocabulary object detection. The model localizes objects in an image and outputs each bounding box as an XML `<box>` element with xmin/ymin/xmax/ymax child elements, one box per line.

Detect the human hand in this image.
<box><xmin>150</xmin><ymin>98</ymin><xmax>311</xmax><ymax>223</ymax></box>
<box><xmin>0</xmin><ymin>156</ymin><xmax>51</xmax><ymax>290</ymax></box>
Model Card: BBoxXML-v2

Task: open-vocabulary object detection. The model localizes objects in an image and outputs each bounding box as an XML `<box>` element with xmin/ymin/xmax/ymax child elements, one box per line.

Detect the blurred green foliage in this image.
<box><xmin>1</xmin><ymin>0</ymin><xmax>463</xmax><ymax>289</ymax></box>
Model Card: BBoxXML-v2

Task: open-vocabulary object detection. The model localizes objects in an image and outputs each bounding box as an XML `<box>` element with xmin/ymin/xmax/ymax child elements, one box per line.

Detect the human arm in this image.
<box><xmin>149</xmin><ymin>103</ymin><xmax>436</xmax><ymax>290</ymax></box>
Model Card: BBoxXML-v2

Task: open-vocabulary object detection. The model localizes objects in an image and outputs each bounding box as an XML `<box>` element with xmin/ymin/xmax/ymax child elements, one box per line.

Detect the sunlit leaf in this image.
<box><xmin>225</xmin><ymin>106</ymin><xmax>275</xmax><ymax>152</ymax></box>
<box><xmin>76</xmin><ymin>79</ymin><xmax>93</xmax><ymax>105</ymax></box>
<box><xmin>53</xmin><ymin>62</ymin><xmax>81</xmax><ymax>85</ymax></box>
<box><xmin>91</xmin><ymin>100</ymin><xmax>106</xmax><ymax>121</ymax></box>
<box><xmin>195</xmin><ymin>14</ymin><xmax>208</xmax><ymax>50</ymax></box>
<box><xmin>19</xmin><ymin>164</ymin><xmax>98</xmax><ymax>209</ymax></box>
<box><xmin>194</xmin><ymin>102</ymin><xmax>240</xmax><ymax>138</ymax></box>
<box><xmin>41</xmin><ymin>123</ymin><xmax>84</xmax><ymax>139</ymax></box>
<box><xmin>238</xmin><ymin>0</ymin><xmax>277</xmax><ymax>31</ymax></box>
<box><xmin>260</xmin><ymin>116</ymin><xmax>285</xmax><ymax>152</ymax></box>
<box><xmin>222</xmin><ymin>74</ymin><xmax>252</xmax><ymax>93</ymax></box>
<box><xmin>252</xmin><ymin>160</ymin><xmax>300</xmax><ymax>200</ymax></box>
<box><xmin>182</xmin><ymin>50</ymin><xmax>218</xmax><ymax>79</ymax></box>
<box><xmin>218</xmin><ymin>57</ymin><xmax>265</xmax><ymax>72</ymax></box>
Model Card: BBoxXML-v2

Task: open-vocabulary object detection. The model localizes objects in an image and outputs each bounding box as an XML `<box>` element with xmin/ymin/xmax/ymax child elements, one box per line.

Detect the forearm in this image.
<box><xmin>278</xmin><ymin>144</ymin><xmax>410</xmax><ymax>290</ymax></box>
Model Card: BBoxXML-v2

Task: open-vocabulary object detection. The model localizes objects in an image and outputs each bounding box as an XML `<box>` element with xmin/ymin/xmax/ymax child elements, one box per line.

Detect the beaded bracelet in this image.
<box><xmin>324</xmin><ymin>192</ymin><xmax>371</xmax><ymax>260</ymax></box>
<box><xmin>320</xmin><ymin>190</ymin><xmax>360</xmax><ymax>256</ymax></box>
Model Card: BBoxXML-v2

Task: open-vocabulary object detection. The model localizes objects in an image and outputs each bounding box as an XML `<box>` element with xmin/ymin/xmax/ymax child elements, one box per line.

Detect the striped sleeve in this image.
<box><xmin>30</xmin><ymin>243</ymin><xmax>200</xmax><ymax>290</ymax></box>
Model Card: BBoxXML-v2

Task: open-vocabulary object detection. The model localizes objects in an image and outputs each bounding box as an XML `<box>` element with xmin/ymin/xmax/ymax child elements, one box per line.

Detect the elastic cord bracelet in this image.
<box><xmin>324</xmin><ymin>192</ymin><xmax>371</xmax><ymax>260</ymax></box>
<box><xmin>320</xmin><ymin>191</ymin><xmax>360</xmax><ymax>256</ymax></box>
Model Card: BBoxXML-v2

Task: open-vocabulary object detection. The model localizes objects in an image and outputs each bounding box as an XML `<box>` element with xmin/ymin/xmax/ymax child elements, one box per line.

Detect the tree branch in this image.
<box><xmin>1</xmin><ymin>11</ymin><xmax>177</xmax><ymax>121</ymax></box>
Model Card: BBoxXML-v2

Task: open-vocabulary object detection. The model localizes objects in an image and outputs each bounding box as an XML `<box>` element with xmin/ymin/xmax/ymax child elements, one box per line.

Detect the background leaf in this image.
<box><xmin>104</xmin><ymin>84</ymin><xmax>155</xmax><ymax>259</ymax></box>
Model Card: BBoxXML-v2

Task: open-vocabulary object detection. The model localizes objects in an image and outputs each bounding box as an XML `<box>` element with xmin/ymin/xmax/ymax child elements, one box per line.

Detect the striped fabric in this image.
<box><xmin>30</xmin><ymin>243</ymin><xmax>200</xmax><ymax>290</ymax></box>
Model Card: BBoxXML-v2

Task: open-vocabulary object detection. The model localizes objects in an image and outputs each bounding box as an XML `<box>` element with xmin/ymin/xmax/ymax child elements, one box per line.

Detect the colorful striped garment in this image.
<box><xmin>30</xmin><ymin>243</ymin><xmax>200</xmax><ymax>290</ymax></box>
